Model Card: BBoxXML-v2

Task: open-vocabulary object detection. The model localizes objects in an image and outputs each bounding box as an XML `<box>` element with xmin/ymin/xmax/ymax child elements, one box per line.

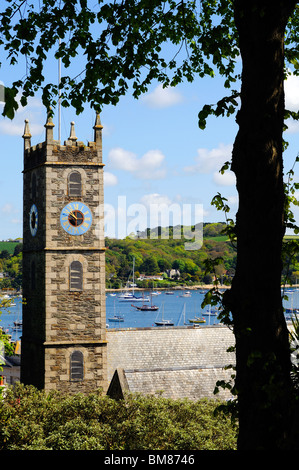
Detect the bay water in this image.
<box><xmin>1</xmin><ymin>287</ymin><xmax>297</xmax><ymax>342</ymax></box>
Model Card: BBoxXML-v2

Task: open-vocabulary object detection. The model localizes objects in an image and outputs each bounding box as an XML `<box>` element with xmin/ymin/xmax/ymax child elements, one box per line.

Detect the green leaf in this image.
<box><xmin>2</xmin><ymin>87</ymin><xmax>18</xmax><ymax>119</ymax></box>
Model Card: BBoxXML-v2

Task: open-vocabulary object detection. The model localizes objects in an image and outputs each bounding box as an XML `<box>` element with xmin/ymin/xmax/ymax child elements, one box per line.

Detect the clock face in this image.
<box><xmin>60</xmin><ymin>201</ymin><xmax>92</xmax><ymax>236</ymax></box>
<box><xmin>29</xmin><ymin>204</ymin><xmax>38</xmax><ymax>237</ymax></box>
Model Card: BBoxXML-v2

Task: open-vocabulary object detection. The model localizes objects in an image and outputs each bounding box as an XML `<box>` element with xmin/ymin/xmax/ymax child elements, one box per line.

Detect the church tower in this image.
<box><xmin>21</xmin><ymin>113</ymin><xmax>107</xmax><ymax>394</ymax></box>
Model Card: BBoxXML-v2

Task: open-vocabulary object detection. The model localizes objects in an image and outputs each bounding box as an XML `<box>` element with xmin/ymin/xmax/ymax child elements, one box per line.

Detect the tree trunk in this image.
<box><xmin>225</xmin><ymin>0</ymin><xmax>297</xmax><ymax>449</ymax></box>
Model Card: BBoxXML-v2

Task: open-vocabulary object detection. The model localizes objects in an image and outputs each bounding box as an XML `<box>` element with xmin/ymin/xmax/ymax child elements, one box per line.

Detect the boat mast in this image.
<box><xmin>132</xmin><ymin>257</ymin><xmax>135</xmax><ymax>296</ymax></box>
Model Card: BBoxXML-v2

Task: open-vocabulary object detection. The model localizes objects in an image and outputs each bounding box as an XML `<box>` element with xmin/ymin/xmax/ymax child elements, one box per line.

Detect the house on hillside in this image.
<box><xmin>138</xmin><ymin>274</ymin><xmax>164</xmax><ymax>281</ymax></box>
<box><xmin>166</xmin><ymin>269</ymin><xmax>180</xmax><ymax>279</ymax></box>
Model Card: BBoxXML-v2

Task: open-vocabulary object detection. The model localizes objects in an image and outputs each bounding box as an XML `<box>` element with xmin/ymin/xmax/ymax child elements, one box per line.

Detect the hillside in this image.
<box><xmin>0</xmin><ymin>241</ymin><xmax>22</xmax><ymax>255</ymax></box>
<box><xmin>1</xmin><ymin>222</ymin><xmax>299</xmax><ymax>289</ymax></box>
<box><xmin>105</xmin><ymin>223</ymin><xmax>236</xmax><ymax>288</ymax></box>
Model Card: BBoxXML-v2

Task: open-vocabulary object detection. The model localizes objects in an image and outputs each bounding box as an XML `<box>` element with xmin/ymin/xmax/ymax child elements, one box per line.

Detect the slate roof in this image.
<box><xmin>106</xmin><ymin>325</ymin><xmax>235</xmax><ymax>401</ymax></box>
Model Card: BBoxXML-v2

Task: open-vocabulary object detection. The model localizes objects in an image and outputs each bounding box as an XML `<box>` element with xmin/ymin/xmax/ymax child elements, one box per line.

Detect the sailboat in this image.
<box><xmin>131</xmin><ymin>294</ymin><xmax>159</xmax><ymax>311</ymax></box>
<box><xmin>119</xmin><ymin>257</ymin><xmax>149</xmax><ymax>302</ymax></box>
<box><xmin>108</xmin><ymin>300</ymin><xmax>124</xmax><ymax>322</ymax></box>
<box><xmin>151</xmin><ymin>284</ymin><xmax>161</xmax><ymax>296</ymax></box>
<box><xmin>108</xmin><ymin>315</ymin><xmax>124</xmax><ymax>322</ymax></box>
<box><xmin>188</xmin><ymin>302</ymin><xmax>206</xmax><ymax>324</ymax></box>
<box><xmin>177</xmin><ymin>303</ymin><xmax>189</xmax><ymax>325</ymax></box>
<box><xmin>12</xmin><ymin>300</ymin><xmax>22</xmax><ymax>331</ymax></box>
<box><xmin>154</xmin><ymin>303</ymin><xmax>174</xmax><ymax>326</ymax></box>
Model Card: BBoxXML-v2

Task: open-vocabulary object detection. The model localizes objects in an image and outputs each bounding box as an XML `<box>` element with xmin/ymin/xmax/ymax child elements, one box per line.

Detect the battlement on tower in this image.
<box><xmin>23</xmin><ymin>114</ymin><xmax>103</xmax><ymax>171</ymax></box>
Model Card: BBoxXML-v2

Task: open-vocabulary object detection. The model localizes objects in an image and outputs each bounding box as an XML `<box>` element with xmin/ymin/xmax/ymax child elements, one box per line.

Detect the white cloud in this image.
<box><xmin>102</xmin><ymin>121</ymin><xmax>114</xmax><ymax>137</ymax></box>
<box><xmin>108</xmin><ymin>147</ymin><xmax>166</xmax><ymax>179</ymax></box>
<box><xmin>138</xmin><ymin>193</ymin><xmax>204</xmax><ymax>232</ymax></box>
<box><xmin>1</xmin><ymin>203</ymin><xmax>14</xmax><ymax>214</ymax></box>
<box><xmin>142</xmin><ymin>84</ymin><xmax>183</xmax><ymax>109</ymax></box>
<box><xmin>104</xmin><ymin>171</ymin><xmax>118</xmax><ymax>186</ymax></box>
<box><xmin>139</xmin><ymin>193</ymin><xmax>181</xmax><ymax>228</ymax></box>
<box><xmin>140</xmin><ymin>193</ymin><xmax>172</xmax><ymax>208</ymax></box>
<box><xmin>213</xmin><ymin>170</ymin><xmax>236</xmax><ymax>186</ymax></box>
<box><xmin>0</xmin><ymin>94</ymin><xmax>44</xmax><ymax>136</ymax></box>
<box><xmin>285</xmin><ymin>72</ymin><xmax>299</xmax><ymax>112</ymax></box>
<box><xmin>0</xmin><ymin>118</ymin><xmax>43</xmax><ymax>136</ymax></box>
<box><xmin>283</xmin><ymin>71</ymin><xmax>299</xmax><ymax>134</ymax></box>
<box><xmin>0</xmin><ymin>204</ymin><xmax>22</xmax><ymax>226</ymax></box>
<box><xmin>11</xmin><ymin>218</ymin><xmax>22</xmax><ymax>225</ymax></box>
<box><xmin>184</xmin><ymin>143</ymin><xmax>233</xmax><ymax>174</ymax></box>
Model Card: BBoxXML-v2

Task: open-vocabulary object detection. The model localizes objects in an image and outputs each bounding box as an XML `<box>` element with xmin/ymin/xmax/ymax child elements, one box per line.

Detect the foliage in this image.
<box><xmin>0</xmin><ymin>0</ymin><xmax>240</xmax><ymax>119</ymax></box>
<box><xmin>0</xmin><ymin>223</ymin><xmax>232</xmax><ymax>290</ymax></box>
<box><xmin>0</xmin><ymin>296</ymin><xmax>16</xmax><ymax>357</ymax></box>
<box><xmin>199</xmin><ymin>156</ymin><xmax>299</xmax><ymax>428</ymax></box>
<box><xmin>105</xmin><ymin>223</ymin><xmax>236</xmax><ymax>287</ymax></box>
<box><xmin>0</xmin><ymin>330</ymin><xmax>15</xmax><ymax>357</ymax></box>
<box><xmin>0</xmin><ymin>297</ymin><xmax>16</xmax><ymax>399</ymax></box>
<box><xmin>0</xmin><ymin>383</ymin><xmax>237</xmax><ymax>450</ymax></box>
<box><xmin>0</xmin><ymin>1</ymin><xmax>298</xmax><ymax>129</ymax></box>
<box><xmin>3</xmin><ymin>219</ymin><xmax>299</xmax><ymax>289</ymax></box>
<box><xmin>282</xmin><ymin>156</ymin><xmax>299</xmax><ymax>287</ymax></box>
<box><xmin>0</xmin><ymin>242</ymin><xmax>20</xmax><ymax>255</ymax></box>
<box><xmin>0</xmin><ymin>245</ymin><xmax>22</xmax><ymax>290</ymax></box>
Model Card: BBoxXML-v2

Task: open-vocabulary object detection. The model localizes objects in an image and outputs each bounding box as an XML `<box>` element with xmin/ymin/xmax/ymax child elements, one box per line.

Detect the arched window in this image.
<box><xmin>70</xmin><ymin>261</ymin><xmax>83</xmax><ymax>291</ymax></box>
<box><xmin>70</xmin><ymin>350</ymin><xmax>84</xmax><ymax>381</ymax></box>
<box><xmin>68</xmin><ymin>171</ymin><xmax>81</xmax><ymax>197</ymax></box>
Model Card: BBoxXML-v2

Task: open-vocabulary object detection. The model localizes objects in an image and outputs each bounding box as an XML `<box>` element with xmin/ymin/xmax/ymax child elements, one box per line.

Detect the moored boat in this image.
<box><xmin>188</xmin><ymin>316</ymin><xmax>206</xmax><ymax>324</ymax></box>
<box><xmin>132</xmin><ymin>303</ymin><xmax>159</xmax><ymax>311</ymax></box>
<box><xmin>108</xmin><ymin>315</ymin><xmax>124</xmax><ymax>322</ymax></box>
<box><xmin>154</xmin><ymin>303</ymin><xmax>173</xmax><ymax>326</ymax></box>
<box><xmin>131</xmin><ymin>294</ymin><xmax>159</xmax><ymax>311</ymax></box>
<box><xmin>180</xmin><ymin>291</ymin><xmax>191</xmax><ymax>298</ymax></box>
<box><xmin>155</xmin><ymin>319</ymin><xmax>174</xmax><ymax>326</ymax></box>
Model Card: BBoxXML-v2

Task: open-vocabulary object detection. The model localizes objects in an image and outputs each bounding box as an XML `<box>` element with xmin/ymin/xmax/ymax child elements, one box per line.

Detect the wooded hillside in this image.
<box><xmin>1</xmin><ymin>223</ymin><xmax>299</xmax><ymax>290</ymax></box>
<box><xmin>106</xmin><ymin>223</ymin><xmax>236</xmax><ymax>288</ymax></box>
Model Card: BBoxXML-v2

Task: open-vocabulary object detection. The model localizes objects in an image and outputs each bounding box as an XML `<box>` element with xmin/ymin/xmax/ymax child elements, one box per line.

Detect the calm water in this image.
<box><xmin>106</xmin><ymin>289</ymin><xmax>220</xmax><ymax>329</ymax></box>
<box><xmin>1</xmin><ymin>287</ymin><xmax>298</xmax><ymax>341</ymax></box>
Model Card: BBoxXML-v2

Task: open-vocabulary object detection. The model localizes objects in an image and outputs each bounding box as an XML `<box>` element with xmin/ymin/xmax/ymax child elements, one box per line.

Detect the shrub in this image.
<box><xmin>0</xmin><ymin>383</ymin><xmax>237</xmax><ymax>450</ymax></box>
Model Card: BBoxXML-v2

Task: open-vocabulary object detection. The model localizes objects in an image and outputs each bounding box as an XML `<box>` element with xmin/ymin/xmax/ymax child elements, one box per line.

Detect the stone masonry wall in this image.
<box><xmin>22</xmin><ymin>116</ymin><xmax>107</xmax><ymax>393</ymax></box>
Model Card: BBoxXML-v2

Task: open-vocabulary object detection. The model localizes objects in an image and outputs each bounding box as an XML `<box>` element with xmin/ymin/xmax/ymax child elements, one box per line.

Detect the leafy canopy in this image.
<box><xmin>0</xmin><ymin>382</ymin><xmax>237</xmax><ymax>450</ymax></box>
<box><xmin>0</xmin><ymin>0</ymin><xmax>239</xmax><ymax>119</ymax></box>
<box><xmin>1</xmin><ymin>1</ymin><xmax>299</xmax><ymax>125</ymax></box>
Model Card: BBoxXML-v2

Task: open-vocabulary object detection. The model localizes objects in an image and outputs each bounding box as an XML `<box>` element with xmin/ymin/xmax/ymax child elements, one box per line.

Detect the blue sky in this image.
<box><xmin>1</xmin><ymin>57</ymin><xmax>299</xmax><ymax>241</ymax></box>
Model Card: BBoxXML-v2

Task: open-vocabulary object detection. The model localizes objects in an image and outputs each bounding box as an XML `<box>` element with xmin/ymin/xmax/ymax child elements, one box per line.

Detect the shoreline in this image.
<box><xmin>106</xmin><ymin>284</ymin><xmax>299</xmax><ymax>292</ymax></box>
<box><xmin>105</xmin><ymin>284</ymin><xmax>225</xmax><ymax>292</ymax></box>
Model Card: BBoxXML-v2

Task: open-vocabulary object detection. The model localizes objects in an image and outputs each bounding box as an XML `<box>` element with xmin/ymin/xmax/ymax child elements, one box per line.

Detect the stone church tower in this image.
<box><xmin>21</xmin><ymin>113</ymin><xmax>107</xmax><ymax>394</ymax></box>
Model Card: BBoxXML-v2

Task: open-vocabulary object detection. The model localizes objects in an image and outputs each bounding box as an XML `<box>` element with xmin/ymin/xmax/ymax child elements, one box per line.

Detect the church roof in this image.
<box><xmin>106</xmin><ymin>325</ymin><xmax>235</xmax><ymax>401</ymax></box>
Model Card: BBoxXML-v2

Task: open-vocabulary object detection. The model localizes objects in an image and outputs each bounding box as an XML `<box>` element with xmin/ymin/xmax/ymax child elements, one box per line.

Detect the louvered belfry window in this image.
<box><xmin>70</xmin><ymin>350</ymin><xmax>84</xmax><ymax>381</ymax></box>
<box><xmin>70</xmin><ymin>261</ymin><xmax>83</xmax><ymax>291</ymax></box>
<box><xmin>68</xmin><ymin>171</ymin><xmax>81</xmax><ymax>197</ymax></box>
